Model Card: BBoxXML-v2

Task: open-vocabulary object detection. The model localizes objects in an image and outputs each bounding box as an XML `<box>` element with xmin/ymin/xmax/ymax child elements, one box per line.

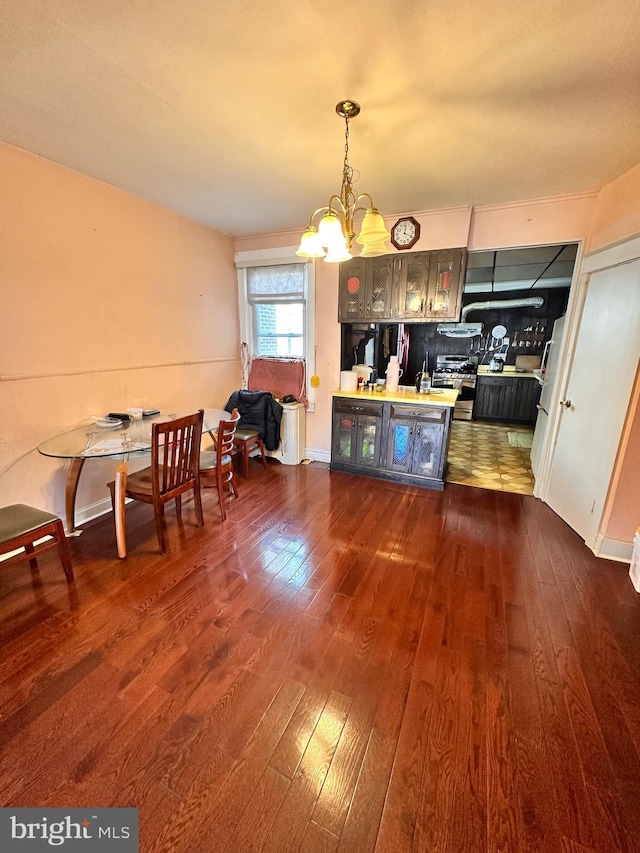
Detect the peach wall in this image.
<box><xmin>0</xmin><ymin>143</ymin><xmax>241</xmax><ymax>526</ymax></box>
<box><xmin>588</xmin><ymin>162</ymin><xmax>640</xmax><ymax>252</ymax></box>
<box><xmin>469</xmin><ymin>194</ymin><xmax>596</xmax><ymax>249</ymax></box>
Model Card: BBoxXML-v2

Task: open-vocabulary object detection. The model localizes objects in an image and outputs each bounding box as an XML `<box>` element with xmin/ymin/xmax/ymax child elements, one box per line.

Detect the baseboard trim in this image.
<box><xmin>304</xmin><ymin>448</ymin><xmax>331</xmax><ymax>463</ymax></box>
<box><xmin>592</xmin><ymin>533</ymin><xmax>633</xmax><ymax>564</ymax></box>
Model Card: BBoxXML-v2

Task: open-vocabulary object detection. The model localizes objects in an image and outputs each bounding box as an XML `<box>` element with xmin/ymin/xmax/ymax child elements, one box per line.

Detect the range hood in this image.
<box><xmin>437</xmin><ymin>322</ymin><xmax>483</xmax><ymax>338</ymax></box>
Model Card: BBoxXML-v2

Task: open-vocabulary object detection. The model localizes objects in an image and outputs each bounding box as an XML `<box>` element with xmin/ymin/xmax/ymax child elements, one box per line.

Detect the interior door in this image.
<box><xmin>545</xmin><ymin>258</ymin><xmax>640</xmax><ymax>547</ymax></box>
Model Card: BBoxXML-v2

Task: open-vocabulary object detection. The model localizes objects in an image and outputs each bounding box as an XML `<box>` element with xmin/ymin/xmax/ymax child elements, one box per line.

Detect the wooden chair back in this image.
<box><xmin>151</xmin><ymin>409</ymin><xmax>204</xmax><ymax>503</ymax></box>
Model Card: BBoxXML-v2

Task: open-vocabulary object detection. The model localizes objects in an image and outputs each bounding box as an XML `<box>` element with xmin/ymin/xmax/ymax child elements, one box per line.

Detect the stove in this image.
<box><xmin>432</xmin><ymin>355</ymin><xmax>477</xmax><ymax>420</ymax></box>
<box><xmin>433</xmin><ymin>355</ymin><xmax>477</xmax><ymax>377</ymax></box>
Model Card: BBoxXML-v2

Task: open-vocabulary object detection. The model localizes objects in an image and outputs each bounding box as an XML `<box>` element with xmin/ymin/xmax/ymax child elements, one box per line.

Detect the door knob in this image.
<box><xmin>559</xmin><ymin>399</ymin><xmax>572</xmax><ymax>408</ymax></box>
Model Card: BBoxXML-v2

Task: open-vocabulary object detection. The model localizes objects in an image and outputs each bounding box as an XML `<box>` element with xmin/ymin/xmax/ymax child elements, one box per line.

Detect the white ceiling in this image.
<box><xmin>2</xmin><ymin>1</ymin><xmax>640</xmax><ymax>238</ymax></box>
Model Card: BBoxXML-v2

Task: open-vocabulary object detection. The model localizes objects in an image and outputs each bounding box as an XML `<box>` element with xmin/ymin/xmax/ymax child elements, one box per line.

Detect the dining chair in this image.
<box><xmin>107</xmin><ymin>410</ymin><xmax>204</xmax><ymax>553</ymax></box>
<box><xmin>0</xmin><ymin>504</ymin><xmax>74</xmax><ymax>583</ymax></box>
<box><xmin>199</xmin><ymin>408</ymin><xmax>240</xmax><ymax>520</ymax></box>
<box><xmin>233</xmin><ymin>428</ymin><xmax>268</xmax><ymax>479</ymax></box>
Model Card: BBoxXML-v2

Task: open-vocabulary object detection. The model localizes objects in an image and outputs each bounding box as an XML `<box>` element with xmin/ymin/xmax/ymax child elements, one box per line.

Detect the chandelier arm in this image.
<box><xmin>354</xmin><ymin>192</ymin><xmax>375</xmax><ymax>209</ymax></box>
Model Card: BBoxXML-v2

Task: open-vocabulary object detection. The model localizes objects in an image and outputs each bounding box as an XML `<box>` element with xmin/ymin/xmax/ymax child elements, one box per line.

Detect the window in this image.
<box><xmin>236</xmin><ymin>247</ymin><xmax>316</xmax><ymax>408</ymax></box>
<box><xmin>247</xmin><ymin>264</ymin><xmax>305</xmax><ymax>357</ymax></box>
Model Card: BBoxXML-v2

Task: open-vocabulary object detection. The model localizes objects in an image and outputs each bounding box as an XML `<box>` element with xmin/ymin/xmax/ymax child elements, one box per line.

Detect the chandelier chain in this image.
<box><xmin>342</xmin><ymin>116</ymin><xmax>353</xmax><ymax>197</ymax></box>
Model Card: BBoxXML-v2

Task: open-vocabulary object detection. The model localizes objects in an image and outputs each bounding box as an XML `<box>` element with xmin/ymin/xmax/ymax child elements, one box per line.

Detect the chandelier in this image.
<box><xmin>296</xmin><ymin>100</ymin><xmax>390</xmax><ymax>263</ymax></box>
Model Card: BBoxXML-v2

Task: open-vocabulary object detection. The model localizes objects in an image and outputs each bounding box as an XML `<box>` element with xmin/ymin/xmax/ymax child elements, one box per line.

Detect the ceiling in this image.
<box><xmin>465</xmin><ymin>243</ymin><xmax>578</xmax><ymax>292</ymax></box>
<box><xmin>2</xmin><ymin>1</ymin><xmax>640</xmax><ymax>238</ymax></box>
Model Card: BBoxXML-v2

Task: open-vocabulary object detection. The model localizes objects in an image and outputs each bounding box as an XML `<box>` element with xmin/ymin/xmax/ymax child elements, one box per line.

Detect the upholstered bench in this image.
<box><xmin>0</xmin><ymin>504</ymin><xmax>74</xmax><ymax>583</ymax></box>
<box><xmin>233</xmin><ymin>429</ymin><xmax>267</xmax><ymax>479</ymax></box>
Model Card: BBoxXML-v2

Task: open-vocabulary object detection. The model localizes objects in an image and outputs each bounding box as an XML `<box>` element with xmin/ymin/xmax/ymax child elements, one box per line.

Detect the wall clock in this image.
<box><xmin>390</xmin><ymin>216</ymin><xmax>421</xmax><ymax>250</ymax></box>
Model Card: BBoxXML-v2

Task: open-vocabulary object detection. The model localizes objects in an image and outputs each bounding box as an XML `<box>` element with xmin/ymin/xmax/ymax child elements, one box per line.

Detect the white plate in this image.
<box><xmin>92</xmin><ymin>417</ymin><xmax>123</xmax><ymax>429</ymax></box>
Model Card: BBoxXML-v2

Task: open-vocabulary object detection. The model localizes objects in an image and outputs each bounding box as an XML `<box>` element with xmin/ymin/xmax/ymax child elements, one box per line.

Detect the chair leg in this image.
<box><xmin>257</xmin><ymin>438</ymin><xmax>267</xmax><ymax>468</ymax></box>
<box><xmin>193</xmin><ymin>484</ymin><xmax>205</xmax><ymax>527</ymax></box>
<box><xmin>229</xmin><ymin>472</ymin><xmax>239</xmax><ymax>499</ymax></box>
<box><xmin>153</xmin><ymin>504</ymin><xmax>167</xmax><ymax>553</ymax></box>
<box><xmin>216</xmin><ymin>472</ymin><xmax>227</xmax><ymax>522</ymax></box>
<box><xmin>241</xmin><ymin>444</ymin><xmax>250</xmax><ymax>479</ymax></box>
<box><xmin>24</xmin><ymin>541</ymin><xmax>38</xmax><ymax>572</ymax></box>
<box><xmin>175</xmin><ymin>495</ymin><xmax>182</xmax><ymax>520</ymax></box>
<box><xmin>54</xmin><ymin>518</ymin><xmax>74</xmax><ymax>583</ymax></box>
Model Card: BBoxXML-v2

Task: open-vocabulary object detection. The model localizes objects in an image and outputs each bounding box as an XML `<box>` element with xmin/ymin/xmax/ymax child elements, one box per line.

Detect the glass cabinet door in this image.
<box><xmin>411</xmin><ymin>423</ymin><xmax>440</xmax><ymax>477</ymax></box>
<box><xmin>334</xmin><ymin>414</ymin><xmax>356</xmax><ymax>463</ymax></box>
<box><xmin>397</xmin><ymin>254</ymin><xmax>430</xmax><ymax>319</ymax></box>
<box><xmin>356</xmin><ymin>416</ymin><xmax>381</xmax><ymax>467</ymax></box>
<box><xmin>338</xmin><ymin>260</ymin><xmax>366</xmax><ymax>321</ymax></box>
<box><xmin>426</xmin><ymin>249</ymin><xmax>465</xmax><ymax>320</ymax></box>
<box><xmin>386</xmin><ymin>418</ymin><xmax>413</xmax><ymax>473</ymax></box>
<box><xmin>365</xmin><ymin>256</ymin><xmax>393</xmax><ymax>320</ymax></box>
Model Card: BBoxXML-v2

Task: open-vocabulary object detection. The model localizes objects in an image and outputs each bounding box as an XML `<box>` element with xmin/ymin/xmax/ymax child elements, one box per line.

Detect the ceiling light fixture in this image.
<box><xmin>296</xmin><ymin>100</ymin><xmax>390</xmax><ymax>263</ymax></box>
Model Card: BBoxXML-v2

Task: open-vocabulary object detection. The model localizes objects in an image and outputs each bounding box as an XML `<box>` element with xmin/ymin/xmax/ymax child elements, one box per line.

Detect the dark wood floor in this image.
<box><xmin>1</xmin><ymin>460</ymin><xmax>640</xmax><ymax>852</ymax></box>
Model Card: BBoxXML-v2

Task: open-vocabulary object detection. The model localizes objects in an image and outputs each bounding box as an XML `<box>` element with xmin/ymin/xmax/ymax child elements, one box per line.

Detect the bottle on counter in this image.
<box><xmin>385</xmin><ymin>356</ymin><xmax>403</xmax><ymax>393</ymax></box>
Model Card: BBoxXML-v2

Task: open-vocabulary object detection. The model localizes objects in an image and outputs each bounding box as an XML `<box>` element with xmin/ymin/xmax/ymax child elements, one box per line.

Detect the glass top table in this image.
<box><xmin>38</xmin><ymin>408</ymin><xmax>229</xmax><ymax>558</ymax></box>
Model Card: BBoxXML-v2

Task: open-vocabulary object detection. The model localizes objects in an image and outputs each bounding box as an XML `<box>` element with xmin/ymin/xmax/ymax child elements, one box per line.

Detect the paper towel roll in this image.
<box><xmin>340</xmin><ymin>370</ymin><xmax>358</xmax><ymax>391</ymax></box>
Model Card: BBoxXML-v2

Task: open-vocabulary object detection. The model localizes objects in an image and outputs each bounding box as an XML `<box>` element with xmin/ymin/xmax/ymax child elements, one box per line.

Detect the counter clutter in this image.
<box><xmin>331</xmin><ymin>385</ymin><xmax>459</xmax><ymax>490</ymax></box>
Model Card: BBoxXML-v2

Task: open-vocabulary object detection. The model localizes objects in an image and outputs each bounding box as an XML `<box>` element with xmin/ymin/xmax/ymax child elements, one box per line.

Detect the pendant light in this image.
<box><xmin>296</xmin><ymin>100</ymin><xmax>390</xmax><ymax>262</ymax></box>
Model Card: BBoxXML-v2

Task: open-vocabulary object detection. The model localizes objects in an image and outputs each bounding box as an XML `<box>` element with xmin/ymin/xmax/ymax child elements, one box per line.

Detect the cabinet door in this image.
<box><xmin>396</xmin><ymin>253</ymin><xmax>430</xmax><ymax>319</ymax></box>
<box><xmin>411</xmin><ymin>421</ymin><xmax>444</xmax><ymax>478</ymax></box>
<box><xmin>355</xmin><ymin>415</ymin><xmax>382</xmax><ymax>467</ymax></box>
<box><xmin>473</xmin><ymin>377</ymin><xmax>515</xmax><ymax>420</ymax></box>
<box><xmin>365</xmin><ymin>256</ymin><xmax>394</xmax><ymax>321</ymax></box>
<box><xmin>332</xmin><ymin>410</ymin><xmax>357</xmax><ymax>463</ymax></box>
<box><xmin>511</xmin><ymin>378</ymin><xmax>541</xmax><ymax>423</ymax></box>
<box><xmin>425</xmin><ymin>249</ymin><xmax>466</xmax><ymax>321</ymax></box>
<box><xmin>338</xmin><ymin>259</ymin><xmax>367</xmax><ymax>322</ymax></box>
<box><xmin>386</xmin><ymin>418</ymin><xmax>414</xmax><ymax>473</ymax></box>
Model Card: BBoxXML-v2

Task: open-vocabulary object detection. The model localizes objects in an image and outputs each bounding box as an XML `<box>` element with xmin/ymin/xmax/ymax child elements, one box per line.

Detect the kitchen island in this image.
<box><xmin>331</xmin><ymin>386</ymin><xmax>459</xmax><ymax>490</ymax></box>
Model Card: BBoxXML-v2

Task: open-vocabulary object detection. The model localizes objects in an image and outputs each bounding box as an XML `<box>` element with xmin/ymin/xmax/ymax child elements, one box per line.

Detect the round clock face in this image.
<box><xmin>391</xmin><ymin>217</ymin><xmax>420</xmax><ymax>249</ymax></box>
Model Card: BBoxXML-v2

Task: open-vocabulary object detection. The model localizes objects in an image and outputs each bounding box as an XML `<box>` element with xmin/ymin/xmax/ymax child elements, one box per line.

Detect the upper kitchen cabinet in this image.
<box><xmin>395</xmin><ymin>252</ymin><xmax>431</xmax><ymax>319</ymax></box>
<box><xmin>424</xmin><ymin>248</ymin><xmax>467</xmax><ymax>321</ymax></box>
<box><xmin>338</xmin><ymin>248</ymin><xmax>467</xmax><ymax>322</ymax></box>
<box><xmin>338</xmin><ymin>256</ymin><xmax>393</xmax><ymax>322</ymax></box>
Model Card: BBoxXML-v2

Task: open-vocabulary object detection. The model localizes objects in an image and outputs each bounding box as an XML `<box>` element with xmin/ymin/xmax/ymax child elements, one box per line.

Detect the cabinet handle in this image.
<box><xmin>428</xmin><ymin>299</ymin><xmax>433</xmax><ymax>312</ymax></box>
<box><xmin>559</xmin><ymin>399</ymin><xmax>572</xmax><ymax>409</ymax></box>
<box><xmin>420</xmin><ymin>298</ymin><xmax>424</xmax><ymax>312</ymax></box>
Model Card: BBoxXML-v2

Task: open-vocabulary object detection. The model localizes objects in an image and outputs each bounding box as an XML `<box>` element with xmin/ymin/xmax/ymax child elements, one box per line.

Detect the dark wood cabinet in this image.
<box><xmin>331</xmin><ymin>398</ymin><xmax>384</xmax><ymax>468</ymax></box>
<box><xmin>338</xmin><ymin>248</ymin><xmax>467</xmax><ymax>323</ymax></box>
<box><xmin>473</xmin><ymin>375</ymin><xmax>540</xmax><ymax>424</ymax></box>
<box><xmin>331</xmin><ymin>397</ymin><xmax>452</xmax><ymax>489</ymax></box>
<box><xmin>385</xmin><ymin>404</ymin><xmax>447</xmax><ymax>481</ymax></box>
<box><xmin>511</xmin><ymin>377</ymin><xmax>541</xmax><ymax>422</ymax></box>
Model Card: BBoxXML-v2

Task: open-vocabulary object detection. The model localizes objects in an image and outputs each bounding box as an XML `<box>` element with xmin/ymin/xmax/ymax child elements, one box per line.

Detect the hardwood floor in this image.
<box><xmin>1</xmin><ymin>460</ymin><xmax>639</xmax><ymax>852</ymax></box>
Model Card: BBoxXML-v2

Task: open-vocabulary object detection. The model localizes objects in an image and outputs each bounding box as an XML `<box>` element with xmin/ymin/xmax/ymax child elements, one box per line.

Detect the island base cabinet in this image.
<box><xmin>331</xmin><ymin>398</ymin><xmax>452</xmax><ymax>489</ymax></box>
<box><xmin>331</xmin><ymin>401</ymin><xmax>383</xmax><ymax>468</ymax></box>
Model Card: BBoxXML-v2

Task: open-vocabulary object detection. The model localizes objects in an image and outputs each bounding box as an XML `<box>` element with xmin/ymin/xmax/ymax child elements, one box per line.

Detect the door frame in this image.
<box><xmin>533</xmin><ymin>232</ymin><xmax>640</xmax><ymax>548</ymax></box>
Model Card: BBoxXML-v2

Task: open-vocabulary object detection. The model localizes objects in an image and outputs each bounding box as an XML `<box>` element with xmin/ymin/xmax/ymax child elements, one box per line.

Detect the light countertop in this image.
<box><xmin>333</xmin><ymin>386</ymin><xmax>459</xmax><ymax>408</ymax></box>
<box><xmin>477</xmin><ymin>365</ymin><xmax>540</xmax><ymax>379</ymax></box>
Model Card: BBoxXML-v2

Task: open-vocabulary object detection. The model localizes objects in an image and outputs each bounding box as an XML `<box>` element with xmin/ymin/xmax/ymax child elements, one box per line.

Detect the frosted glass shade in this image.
<box><xmin>359</xmin><ymin>240</ymin><xmax>389</xmax><ymax>257</ymax></box>
<box><xmin>317</xmin><ymin>211</ymin><xmax>344</xmax><ymax>247</ymax></box>
<box><xmin>324</xmin><ymin>235</ymin><xmax>352</xmax><ymax>263</ymax></box>
<box><xmin>356</xmin><ymin>208</ymin><xmax>391</xmax><ymax>246</ymax></box>
<box><xmin>296</xmin><ymin>227</ymin><xmax>326</xmax><ymax>258</ymax></box>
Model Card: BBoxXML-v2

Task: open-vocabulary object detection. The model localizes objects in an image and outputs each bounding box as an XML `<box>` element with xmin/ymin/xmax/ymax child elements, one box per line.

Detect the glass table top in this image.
<box><xmin>38</xmin><ymin>408</ymin><xmax>229</xmax><ymax>459</ymax></box>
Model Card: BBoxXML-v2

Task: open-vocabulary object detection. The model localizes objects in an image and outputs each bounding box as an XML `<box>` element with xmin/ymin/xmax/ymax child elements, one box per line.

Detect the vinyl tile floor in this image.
<box><xmin>446</xmin><ymin>420</ymin><xmax>535</xmax><ymax>494</ymax></box>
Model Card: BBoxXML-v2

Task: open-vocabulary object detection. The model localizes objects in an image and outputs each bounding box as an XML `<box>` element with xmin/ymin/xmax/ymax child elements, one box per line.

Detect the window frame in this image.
<box><xmin>236</xmin><ymin>246</ymin><xmax>316</xmax><ymax>410</ymax></box>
